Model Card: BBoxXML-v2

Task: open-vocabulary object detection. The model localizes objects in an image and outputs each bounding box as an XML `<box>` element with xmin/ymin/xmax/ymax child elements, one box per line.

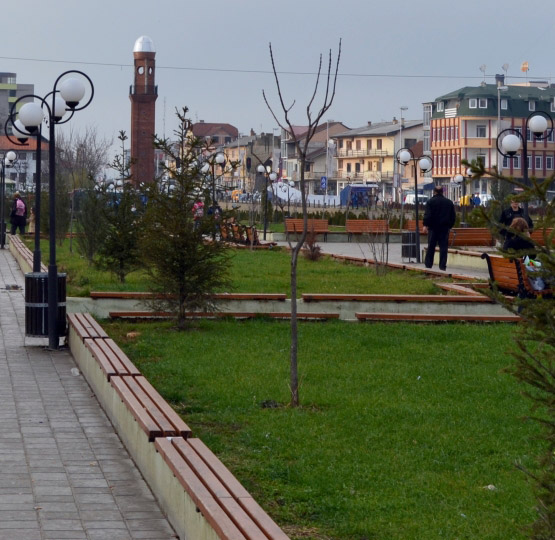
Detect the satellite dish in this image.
<box><xmin>502</xmin><ymin>63</ymin><xmax>509</xmax><ymax>73</ymax></box>
<box><xmin>479</xmin><ymin>65</ymin><xmax>486</xmax><ymax>73</ymax></box>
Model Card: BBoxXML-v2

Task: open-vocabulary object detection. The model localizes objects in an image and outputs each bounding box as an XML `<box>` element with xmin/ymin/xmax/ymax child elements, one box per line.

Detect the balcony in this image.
<box><xmin>129</xmin><ymin>85</ymin><xmax>158</xmax><ymax>96</ymax></box>
<box><xmin>335</xmin><ymin>170</ymin><xmax>394</xmax><ymax>181</ymax></box>
<box><xmin>337</xmin><ymin>149</ymin><xmax>390</xmax><ymax>158</ymax></box>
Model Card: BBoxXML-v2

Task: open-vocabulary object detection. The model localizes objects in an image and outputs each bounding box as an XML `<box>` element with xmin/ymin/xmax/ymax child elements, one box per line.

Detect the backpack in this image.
<box><xmin>15</xmin><ymin>199</ymin><xmax>26</xmax><ymax>217</ymax></box>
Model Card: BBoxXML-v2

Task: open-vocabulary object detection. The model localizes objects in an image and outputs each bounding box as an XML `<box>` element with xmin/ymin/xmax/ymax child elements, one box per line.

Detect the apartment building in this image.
<box><xmin>332</xmin><ymin>119</ymin><xmax>423</xmax><ymax>201</ymax></box>
<box><xmin>425</xmin><ymin>80</ymin><xmax>555</xmax><ymax>200</ymax></box>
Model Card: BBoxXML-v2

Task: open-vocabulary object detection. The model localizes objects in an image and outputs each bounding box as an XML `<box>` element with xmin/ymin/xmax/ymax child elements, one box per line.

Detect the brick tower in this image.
<box><xmin>129</xmin><ymin>36</ymin><xmax>158</xmax><ymax>185</ymax></box>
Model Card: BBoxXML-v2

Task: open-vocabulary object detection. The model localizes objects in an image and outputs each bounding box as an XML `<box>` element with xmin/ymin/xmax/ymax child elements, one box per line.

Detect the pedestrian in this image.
<box><xmin>504</xmin><ymin>217</ymin><xmax>535</xmax><ymax>256</ymax></box>
<box><xmin>192</xmin><ymin>200</ymin><xmax>204</xmax><ymax>231</ymax></box>
<box><xmin>473</xmin><ymin>193</ymin><xmax>481</xmax><ymax>207</ymax></box>
<box><xmin>498</xmin><ymin>195</ymin><xmax>533</xmax><ymax>249</ymax></box>
<box><xmin>422</xmin><ymin>186</ymin><xmax>456</xmax><ymax>271</ymax></box>
<box><xmin>28</xmin><ymin>207</ymin><xmax>36</xmax><ymax>234</ymax></box>
<box><xmin>10</xmin><ymin>192</ymin><xmax>27</xmax><ymax>235</ymax></box>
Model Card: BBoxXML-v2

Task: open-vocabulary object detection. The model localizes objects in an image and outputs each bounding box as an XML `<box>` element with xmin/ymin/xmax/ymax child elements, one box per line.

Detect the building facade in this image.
<box><xmin>426</xmin><ymin>81</ymin><xmax>555</xmax><ymax>201</ymax></box>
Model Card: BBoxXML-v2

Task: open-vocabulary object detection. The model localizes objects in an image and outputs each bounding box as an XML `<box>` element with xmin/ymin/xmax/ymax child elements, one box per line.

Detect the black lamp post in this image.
<box><xmin>453</xmin><ymin>167</ymin><xmax>472</xmax><ymax>228</ymax></box>
<box><xmin>257</xmin><ymin>164</ymin><xmax>277</xmax><ymax>240</ymax></box>
<box><xmin>0</xmin><ymin>151</ymin><xmax>17</xmax><ymax>249</ymax></box>
<box><xmin>496</xmin><ymin>111</ymin><xmax>554</xmax><ymax>215</ymax></box>
<box><xmin>396</xmin><ymin>148</ymin><xmax>433</xmax><ymax>264</ymax></box>
<box><xmin>18</xmin><ymin>71</ymin><xmax>94</xmax><ymax>350</ymax></box>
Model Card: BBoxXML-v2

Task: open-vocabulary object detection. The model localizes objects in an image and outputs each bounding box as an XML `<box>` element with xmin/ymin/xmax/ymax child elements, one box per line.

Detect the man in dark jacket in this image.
<box><xmin>9</xmin><ymin>192</ymin><xmax>27</xmax><ymax>235</ymax></box>
<box><xmin>498</xmin><ymin>196</ymin><xmax>533</xmax><ymax>249</ymax></box>
<box><xmin>422</xmin><ymin>186</ymin><xmax>456</xmax><ymax>271</ymax></box>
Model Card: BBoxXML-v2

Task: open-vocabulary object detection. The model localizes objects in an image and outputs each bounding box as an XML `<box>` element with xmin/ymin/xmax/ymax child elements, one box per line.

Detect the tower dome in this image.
<box><xmin>133</xmin><ymin>36</ymin><xmax>155</xmax><ymax>53</ymax></box>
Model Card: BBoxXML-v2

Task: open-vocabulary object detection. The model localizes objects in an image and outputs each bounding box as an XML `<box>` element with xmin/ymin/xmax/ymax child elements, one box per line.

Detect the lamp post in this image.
<box><xmin>18</xmin><ymin>71</ymin><xmax>94</xmax><ymax>350</ymax></box>
<box><xmin>453</xmin><ymin>167</ymin><xmax>472</xmax><ymax>227</ymax></box>
<box><xmin>257</xmin><ymin>164</ymin><xmax>277</xmax><ymax>240</ymax></box>
<box><xmin>496</xmin><ymin>111</ymin><xmax>554</xmax><ymax>215</ymax></box>
<box><xmin>0</xmin><ymin>151</ymin><xmax>17</xmax><ymax>249</ymax></box>
<box><xmin>396</xmin><ymin>148</ymin><xmax>433</xmax><ymax>264</ymax></box>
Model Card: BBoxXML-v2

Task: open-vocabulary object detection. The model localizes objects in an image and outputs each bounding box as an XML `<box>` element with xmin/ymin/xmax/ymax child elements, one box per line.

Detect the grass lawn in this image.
<box><xmin>103</xmin><ymin>319</ymin><xmax>539</xmax><ymax>540</ymax></box>
<box><xmin>38</xmin><ymin>238</ymin><xmax>442</xmax><ymax>297</ymax></box>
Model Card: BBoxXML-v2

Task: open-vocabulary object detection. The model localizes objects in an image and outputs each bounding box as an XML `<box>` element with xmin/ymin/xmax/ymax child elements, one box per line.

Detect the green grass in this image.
<box><xmin>37</xmin><ymin>238</ymin><xmax>441</xmax><ymax>297</ymax></box>
<box><xmin>104</xmin><ymin>319</ymin><xmax>539</xmax><ymax>540</ymax></box>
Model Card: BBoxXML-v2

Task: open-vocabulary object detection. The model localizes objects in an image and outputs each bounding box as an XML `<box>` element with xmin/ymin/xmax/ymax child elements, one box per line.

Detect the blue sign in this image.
<box><xmin>320</xmin><ymin>176</ymin><xmax>327</xmax><ymax>190</ymax></box>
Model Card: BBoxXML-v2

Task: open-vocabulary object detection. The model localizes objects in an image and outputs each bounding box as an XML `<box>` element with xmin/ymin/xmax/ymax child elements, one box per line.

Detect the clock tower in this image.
<box><xmin>129</xmin><ymin>36</ymin><xmax>157</xmax><ymax>185</ymax></box>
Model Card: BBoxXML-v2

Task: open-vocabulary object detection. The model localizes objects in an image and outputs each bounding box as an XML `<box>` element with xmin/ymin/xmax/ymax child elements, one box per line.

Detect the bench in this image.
<box><xmin>84</xmin><ymin>337</ymin><xmax>142</xmax><ymax>379</ymax></box>
<box><xmin>109</xmin><ymin>311</ymin><xmax>339</xmax><ymax>321</ymax></box>
<box><xmin>355</xmin><ymin>312</ymin><xmax>519</xmax><ymax>322</ymax></box>
<box><xmin>449</xmin><ymin>228</ymin><xmax>495</xmax><ymax>247</ymax></box>
<box><xmin>231</xmin><ymin>223</ymin><xmax>247</xmax><ymax>244</ymax></box>
<box><xmin>530</xmin><ymin>228</ymin><xmax>554</xmax><ymax>246</ymax></box>
<box><xmin>285</xmin><ymin>218</ymin><xmax>329</xmax><ymax>241</ymax></box>
<box><xmin>345</xmin><ymin>219</ymin><xmax>388</xmax><ymax>241</ymax></box>
<box><xmin>402</xmin><ymin>220</ymin><xmax>425</xmax><ymax>234</ymax></box>
<box><xmin>110</xmin><ymin>375</ymin><xmax>192</xmax><ymax>441</ymax></box>
<box><xmin>154</xmin><ymin>437</ymin><xmax>290</xmax><ymax>540</ymax></box>
<box><xmin>481</xmin><ymin>253</ymin><xmax>552</xmax><ymax>298</ymax></box>
<box><xmin>67</xmin><ymin>312</ymin><xmax>109</xmax><ymax>340</ymax></box>
<box><xmin>7</xmin><ymin>234</ymin><xmax>47</xmax><ymax>274</ymax></box>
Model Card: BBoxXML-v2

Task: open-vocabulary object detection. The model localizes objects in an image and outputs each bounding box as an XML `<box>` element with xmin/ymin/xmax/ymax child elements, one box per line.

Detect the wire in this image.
<box><xmin>0</xmin><ymin>55</ymin><xmax>544</xmax><ymax>80</ymax></box>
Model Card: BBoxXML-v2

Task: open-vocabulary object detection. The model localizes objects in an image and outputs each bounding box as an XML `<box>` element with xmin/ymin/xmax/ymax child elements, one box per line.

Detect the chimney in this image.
<box><xmin>367</xmin><ymin>121</ymin><xmax>372</xmax><ymax>126</ymax></box>
<box><xmin>393</xmin><ymin>117</ymin><xmax>398</xmax><ymax>124</ymax></box>
<box><xmin>495</xmin><ymin>74</ymin><xmax>505</xmax><ymax>86</ymax></box>
<box><xmin>199</xmin><ymin>120</ymin><xmax>205</xmax><ymax>123</ymax></box>
<box><xmin>250</xmin><ymin>128</ymin><xmax>255</xmax><ymax>136</ymax></box>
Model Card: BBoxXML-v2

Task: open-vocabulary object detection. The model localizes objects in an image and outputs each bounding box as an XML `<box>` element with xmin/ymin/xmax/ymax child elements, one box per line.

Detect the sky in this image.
<box><xmin>3</xmin><ymin>0</ymin><xmax>555</xmax><ymax>161</ymax></box>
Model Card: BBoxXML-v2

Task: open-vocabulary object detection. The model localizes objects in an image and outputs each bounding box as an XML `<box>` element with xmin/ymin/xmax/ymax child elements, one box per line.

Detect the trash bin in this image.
<box><xmin>401</xmin><ymin>231</ymin><xmax>417</xmax><ymax>259</ymax></box>
<box><xmin>25</xmin><ymin>273</ymin><xmax>67</xmax><ymax>337</ymax></box>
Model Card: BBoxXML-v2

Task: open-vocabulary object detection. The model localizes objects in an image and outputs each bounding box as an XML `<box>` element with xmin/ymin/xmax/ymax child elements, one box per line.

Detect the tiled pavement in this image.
<box><xmin>0</xmin><ymin>247</ymin><xmax>176</xmax><ymax>539</ymax></box>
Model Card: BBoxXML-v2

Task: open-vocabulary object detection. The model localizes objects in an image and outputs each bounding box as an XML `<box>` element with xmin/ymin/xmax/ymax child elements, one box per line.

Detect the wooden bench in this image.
<box><xmin>355</xmin><ymin>312</ymin><xmax>520</xmax><ymax>322</ymax></box>
<box><xmin>530</xmin><ymin>228</ymin><xmax>554</xmax><ymax>246</ymax></box>
<box><xmin>345</xmin><ymin>219</ymin><xmax>388</xmax><ymax>241</ymax></box>
<box><xmin>154</xmin><ymin>437</ymin><xmax>289</xmax><ymax>540</ymax></box>
<box><xmin>302</xmin><ymin>293</ymin><xmax>492</xmax><ymax>303</ymax></box>
<box><xmin>231</xmin><ymin>223</ymin><xmax>247</xmax><ymax>244</ymax></box>
<box><xmin>285</xmin><ymin>218</ymin><xmax>329</xmax><ymax>241</ymax></box>
<box><xmin>110</xmin><ymin>375</ymin><xmax>192</xmax><ymax>441</ymax></box>
<box><xmin>109</xmin><ymin>311</ymin><xmax>339</xmax><ymax>321</ymax></box>
<box><xmin>7</xmin><ymin>234</ymin><xmax>47</xmax><ymax>273</ymax></box>
<box><xmin>402</xmin><ymin>220</ymin><xmax>425</xmax><ymax>234</ymax></box>
<box><xmin>481</xmin><ymin>253</ymin><xmax>552</xmax><ymax>298</ymax></box>
<box><xmin>84</xmin><ymin>337</ymin><xmax>142</xmax><ymax>379</ymax></box>
<box><xmin>67</xmin><ymin>312</ymin><xmax>109</xmax><ymax>340</ymax></box>
<box><xmin>449</xmin><ymin>228</ymin><xmax>495</xmax><ymax>247</ymax></box>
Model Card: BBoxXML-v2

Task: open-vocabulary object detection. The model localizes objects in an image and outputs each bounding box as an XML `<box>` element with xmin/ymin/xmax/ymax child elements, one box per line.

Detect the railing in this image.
<box><xmin>335</xmin><ymin>171</ymin><xmax>394</xmax><ymax>180</ymax></box>
<box><xmin>129</xmin><ymin>85</ymin><xmax>158</xmax><ymax>96</ymax></box>
<box><xmin>337</xmin><ymin>149</ymin><xmax>390</xmax><ymax>158</ymax></box>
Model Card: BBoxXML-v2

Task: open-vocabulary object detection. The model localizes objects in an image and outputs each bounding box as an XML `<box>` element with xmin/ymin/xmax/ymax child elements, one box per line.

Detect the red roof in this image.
<box><xmin>0</xmin><ymin>135</ymin><xmax>49</xmax><ymax>151</ymax></box>
<box><xmin>191</xmin><ymin>122</ymin><xmax>238</xmax><ymax>138</ymax></box>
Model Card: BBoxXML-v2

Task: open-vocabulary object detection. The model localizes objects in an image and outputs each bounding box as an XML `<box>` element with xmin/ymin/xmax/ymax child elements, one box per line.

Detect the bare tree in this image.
<box><xmin>56</xmin><ymin>126</ymin><xmax>112</xmax><ymax>251</ymax></box>
<box><xmin>263</xmin><ymin>41</ymin><xmax>341</xmax><ymax>407</ymax></box>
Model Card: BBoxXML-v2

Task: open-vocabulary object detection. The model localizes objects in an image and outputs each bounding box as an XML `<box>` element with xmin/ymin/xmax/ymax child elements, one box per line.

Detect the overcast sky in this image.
<box><xmin>3</xmin><ymin>0</ymin><xmax>555</xmax><ymax>159</ymax></box>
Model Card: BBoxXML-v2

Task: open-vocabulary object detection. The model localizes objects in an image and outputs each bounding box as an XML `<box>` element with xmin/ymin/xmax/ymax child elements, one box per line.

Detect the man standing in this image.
<box><xmin>422</xmin><ymin>186</ymin><xmax>456</xmax><ymax>271</ymax></box>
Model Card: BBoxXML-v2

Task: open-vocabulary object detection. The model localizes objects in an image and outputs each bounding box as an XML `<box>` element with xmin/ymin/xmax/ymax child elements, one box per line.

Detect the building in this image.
<box><xmin>0</xmin><ymin>135</ymin><xmax>49</xmax><ymax>193</ymax></box>
<box><xmin>191</xmin><ymin>121</ymin><xmax>239</xmax><ymax>147</ymax></box>
<box><xmin>129</xmin><ymin>36</ymin><xmax>158</xmax><ymax>186</ymax></box>
<box><xmin>0</xmin><ymin>72</ymin><xmax>34</xmax><ymax>135</ymax></box>
<box><xmin>425</xmin><ymin>79</ymin><xmax>555</xmax><ymax>201</ymax></box>
<box><xmin>332</xmin><ymin>118</ymin><xmax>423</xmax><ymax>202</ymax></box>
<box><xmin>281</xmin><ymin>121</ymin><xmax>349</xmax><ymax>196</ymax></box>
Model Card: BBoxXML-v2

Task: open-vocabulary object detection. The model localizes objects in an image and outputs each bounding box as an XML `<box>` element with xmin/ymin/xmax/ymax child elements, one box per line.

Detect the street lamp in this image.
<box><xmin>0</xmin><ymin>151</ymin><xmax>17</xmax><ymax>249</ymax></box>
<box><xmin>257</xmin><ymin>164</ymin><xmax>277</xmax><ymax>240</ymax></box>
<box><xmin>18</xmin><ymin>71</ymin><xmax>94</xmax><ymax>350</ymax></box>
<box><xmin>453</xmin><ymin>167</ymin><xmax>473</xmax><ymax>227</ymax></box>
<box><xmin>496</xmin><ymin>111</ymin><xmax>554</xmax><ymax>215</ymax></box>
<box><xmin>396</xmin><ymin>148</ymin><xmax>433</xmax><ymax>263</ymax></box>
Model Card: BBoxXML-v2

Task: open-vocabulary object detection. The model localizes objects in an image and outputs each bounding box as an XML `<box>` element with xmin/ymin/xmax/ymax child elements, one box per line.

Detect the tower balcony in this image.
<box><xmin>129</xmin><ymin>85</ymin><xmax>158</xmax><ymax>96</ymax></box>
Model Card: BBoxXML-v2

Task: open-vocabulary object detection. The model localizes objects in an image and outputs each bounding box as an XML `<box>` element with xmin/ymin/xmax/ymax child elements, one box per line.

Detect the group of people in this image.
<box><xmin>423</xmin><ymin>187</ymin><xmax>539</xmax><ymax>276</ymax></box>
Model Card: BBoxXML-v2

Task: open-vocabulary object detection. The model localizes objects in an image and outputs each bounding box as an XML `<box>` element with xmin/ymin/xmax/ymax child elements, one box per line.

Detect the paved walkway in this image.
<box><xmin>275</xmin><ymin>240</ymin><xmax>492</xmax><ymax>280</ymax></box>
<box><xmin>0</xmin><ymin>247</ymin><xmax>175</xmax><ymax>539</ymax></box>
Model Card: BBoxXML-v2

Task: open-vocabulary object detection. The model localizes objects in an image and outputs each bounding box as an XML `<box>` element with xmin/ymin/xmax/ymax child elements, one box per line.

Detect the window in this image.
<box><xmin>548</xmin><ymin>130</ymin><xmax>554</xmax><ymax>142</ymax></box>
<box><xmin>433</xmin><ymin>128</ymin><xmax>437</xmax><ymax>141</ymax></box>
<box><xmin>339</xmin><ymin>140</ymin><xmax>344</xmax><ymax>149</ymax></box>
<box><xmin>366</xmin><ymin>139</ymin><xmax>372</xmax><ymax>150</ymax></box>
<box><xmin>338</xmin><ymin>159</ymin><xmax>343</xmax><ymax>169</ymax></box>
<box><xmin>441</xmin><ymin>127</ymin><xmax>445</xmax><ymax>140</ymax></box>
<box><xmin>477</xmin><ymin>154</ymin><xmax>486</xmax><ymax>167</ymax></box>
<box><xmin>355</xmin><ymin>163</ymin><xmax>361</xmax><ymax>173</ymax></box>
<box><xmin>367</xmin><ymin>161</ymin><xmax>372</xmax><ymax>171</ymax></box>
<box><xmin>211</xmin><ymin>136</ymin><xmax>219</xmax><ymax>143</ymax></box>
<box><xmin>423</xmin><ymin>104</ymin><xmax>432</xmax><ymax>127</ymax></box>
<box><xmin>501</xmin><ymin>99</ymin><xmax>508</xmax><ymax>110</ymax></box>
<box><xmin>346</xmin><ymin>163</ymin><xmax>351</xmax><ymax>173</ymax></box>
<box><xmin>356</xmin><ymin>140</ymin><xmax>361</xmax><ymax>151</ymax></box>
<box><xmin>551</xmin><ymin>102</ymin><xmax>555</xmax><ymax>113</ymax></box>
<box><xmin>546</xmin><ymin>156</ymin><xmax>554</xmax><ymax>169</ymax></box>
<box><xmin>224</xmin><ymin>137</ymin><xmax>231</xmax><ymax>144</ymax></box>
<box><xmin>455</xmin><ymin>126</ymin><xmax>459</xmax><ymax>140</ymax></box>
<box><xmin>346</xmin><ymin>141</ymin><xmax>352</xmax><ymax>151</ymax></box>
<box><xmin>529</xmin><ymin>101</ymin><xmax>536</xmax><ymax>111</ymax></box>
<box><xmin>469</xmin><ymin>98</ymin><xmax>477</xmax><ymax>108</ymax></box>
<box><xmin>535</xmin><ymin>156</ymin><xmax>542</xmax><ymax>169</ymax></box>
<box><xmin>527</xmin><ymin>155</ymin><xmax>531</xmax><ymax>169</ymax></box>
<box><xmin>437</xmin><ymin>102</ymin><xmax>444</xmax><ymax>112</ymax></box>
<box><xmin>376</xmin><ymin>139</ymin><xmax>382</xmax><ymax>150</ymax></box>
<box><xmin>478</xmin><ymin>98</ymin><xmax>487</xmax><ymax>109</ymax></box>
<box><xmin>476</xmin><ymin>125</ymin><xmax>487</xmax><ymax>138</ymax></box>
<box><xmin>503</xmin><ymin>155</ymin><xmax>521</xmax><ymax>169</ymax></box>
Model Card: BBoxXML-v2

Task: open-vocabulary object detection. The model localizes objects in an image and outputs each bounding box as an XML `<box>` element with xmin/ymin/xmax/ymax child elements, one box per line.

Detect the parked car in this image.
<box><xmin>403</xmin><ymin>193</ymin><xmax>429</xmax><ymax>205</ymax></box>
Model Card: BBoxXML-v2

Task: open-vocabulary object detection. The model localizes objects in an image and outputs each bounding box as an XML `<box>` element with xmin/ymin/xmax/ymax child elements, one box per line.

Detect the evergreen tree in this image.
<box><xmin>139</xmin><ymin>107</ymin><xmax>232</xmax><ymax>329</ymax></box>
